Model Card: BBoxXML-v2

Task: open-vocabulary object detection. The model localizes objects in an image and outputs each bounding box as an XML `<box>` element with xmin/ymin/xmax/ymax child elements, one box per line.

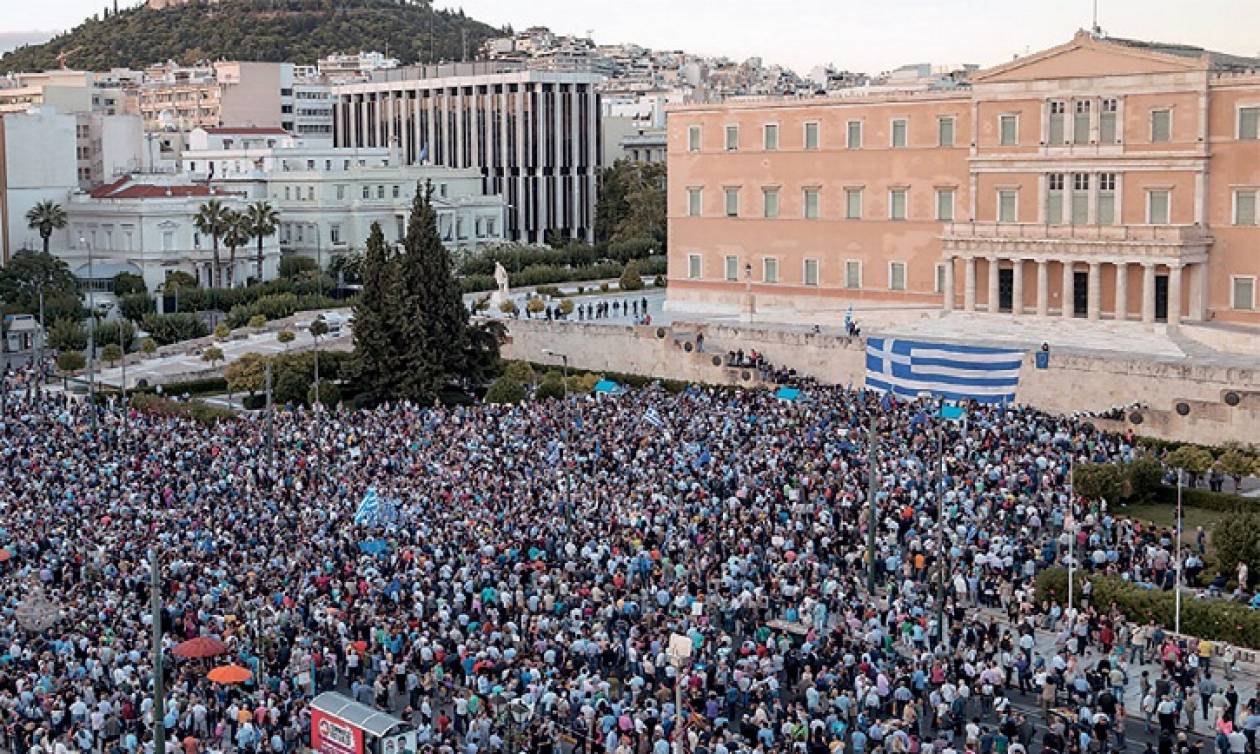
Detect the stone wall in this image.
<box><xmin>501</xmin><ymin>318</ymin><xmax>1260</xmax><ymax>445</ymax></box>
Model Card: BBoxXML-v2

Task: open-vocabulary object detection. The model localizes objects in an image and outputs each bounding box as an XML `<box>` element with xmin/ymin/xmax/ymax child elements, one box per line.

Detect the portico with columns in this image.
<box><xmin>940</xmin><ymin>222</ymin><xmax>1211</xmax><ymax>325</ymax></box>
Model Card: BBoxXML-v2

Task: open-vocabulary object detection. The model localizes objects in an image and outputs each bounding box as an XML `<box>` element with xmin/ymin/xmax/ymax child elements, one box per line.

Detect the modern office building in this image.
<box><xmin>666</xmin><ymin>31</ymin><xmax>1260</xmax><ymax>327</ymax></box>
<box><xmin>333</xmin><ymin>63</ymin><xmax>603</xmax><ymax>243</ymax></box>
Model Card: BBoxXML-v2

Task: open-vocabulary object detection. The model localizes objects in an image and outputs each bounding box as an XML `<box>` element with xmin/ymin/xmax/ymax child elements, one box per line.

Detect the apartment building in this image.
<box><xmin>333</xmin><ymin>63</ymin><xmax>603</xmax><ymax>244</ymax></box>
<box><xmin>0</xmin><ymin>69</ymin><xmax>140</xmax><ymax>116</ymax></box>
<box><xmin>667</xmin><ymin>31</ymin><xmax>1260</xmax><ymax>327</ymax></box>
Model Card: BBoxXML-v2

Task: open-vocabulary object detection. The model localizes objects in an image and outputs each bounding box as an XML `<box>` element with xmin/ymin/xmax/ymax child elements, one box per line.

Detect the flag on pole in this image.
<box><xmin>643</xmin><ymin>407</ymin><xmax>664</xmax><ymax>428</ymax></box>
<box><xmin>865</xmin><ymin>337</ymin><xmax>1023</xmax><ymax>404</ymax></box>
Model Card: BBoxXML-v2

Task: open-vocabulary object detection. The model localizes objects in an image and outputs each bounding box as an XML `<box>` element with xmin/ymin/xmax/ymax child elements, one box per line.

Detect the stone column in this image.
<box><xmin>1061</xmin><ymin>260</ymin><xmax>1075</xmax><ymax>318</ymax></box>
<box><xmin>964</xmin><ymin>258</ymin><xmax>976</xmax><ymax>312</ymax></box>
<box><xmin>987</xmin><ymin>257</ymin><xmax>1000</xmax><ymax>313</ymax></box>
<box><xmin>943</xmin><ymin>257</ymin><xmax>956</xmax><ymax>313</ymax></box>
<box><xmin>1141</xmin><ymin>263</ymin><xmax>1156</xmax><ymax>324</ymax></box>
<box><xmin>1011</xmin><ymin>259</ymin><xmax>1025</xmax><ymax>315</ymax></box>
<box><xmin>1087</xmin><ymin>261</ymin><xmax>1102</xmax><ymax>320</ymax></box>
<box><xmin>1167</xmin><ymin>263</ymin><xmax>1183</xmax><ymax>326</ymax></box>
<box><xmin>1188</xmin><ymin>262</ymin><xmax>1206</xmax><ymax>321</ymax></box>
<box><xmin>1036</xmin><ymin>261</ymin><xmax>1049</xmax><ymax>316</ymax></box>
<box><xmin>1114</xmin><ymin>262</ymin><xmax>1128</xmax><ymax>322</ymax></box>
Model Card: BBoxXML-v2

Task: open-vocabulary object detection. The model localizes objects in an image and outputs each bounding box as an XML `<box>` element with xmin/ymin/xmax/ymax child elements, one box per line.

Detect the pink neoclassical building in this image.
<box><xmin>666</xmin><ymin>31</ymin><xmax>1260</xmax><ymax>328</ymax></box>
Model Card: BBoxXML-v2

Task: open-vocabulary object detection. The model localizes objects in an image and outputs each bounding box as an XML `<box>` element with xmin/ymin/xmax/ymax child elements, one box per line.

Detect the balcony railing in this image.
<box><xmin>942</xmin><ymin>221</ymin><xmax>1212</xmax><ymax>245</ymax></box>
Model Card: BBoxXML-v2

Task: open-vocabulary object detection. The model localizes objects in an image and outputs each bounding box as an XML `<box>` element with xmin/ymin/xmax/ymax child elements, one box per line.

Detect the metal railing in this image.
<box><xmin>942</xmin><ymin>221</ymin><xmax>1212</xmax><ymax>244</ymax></box>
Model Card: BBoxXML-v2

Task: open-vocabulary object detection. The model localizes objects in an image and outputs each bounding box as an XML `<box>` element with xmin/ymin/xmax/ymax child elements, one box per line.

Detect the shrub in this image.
<box><xmin>278</xmin><ymin>256</ymin><xmax>319</xmax><ymax>278</ymax></box>
<box><xmin>599</xmin><ymin>282</ymin><xmax>610</xmax><ymax>292</ymax></box>
<box><xmin>1219</xmin><ymin>449</ymin><xmax>1256</xmax><ymax>492</ymax></box>
<box><xmin>48</xmin><ymin>317</ymin><xmax>87</xmax><ymax>352</ymax></box>
<box><xmin>535</xmin><ymin>285</ymin><xmax>562</xmax><ymax>298</ymax></box>
<box><xmin>1035</xmin><ymin>567</ymin><xmax>1260</xmax><ymax>648</ymax></box>
<box><xmin>1213</xmin><ymin>513</ymin><xmax>1260</xmax><ymax>579</ymax></box>
<box><xmin>56</xmin><ymin>352</ymin><xmax>85</xmax><ymax>372</ymax></box>
<box><xmin>605</xmin><ymin>236</ymin><xmax>657</xmax><ymax>263</ymax></box>
<box><xmin>308</xmin><ymin>381</ymin><xmax>341</xmax><ymax>406</ymax></box>
<box><xmin>473</xmin><ymin>294</ymin><xmax>491</xmax><ymax>311</ymax></box>
<box><xmin>619</xmin><ymin>260</ymin><xmax>644</xmax><ymax>291</ymax></box>
<box><xmin>273</xmin><ymin>370</ymin><xmax>310</xmax><ymax>406</ymax></box>
<box><xmin>130</xmin><ymin>393</ymin><xmax>232</xmax><ymax>426</ymax></box>
<box><xmin>1167</xmin><ymin>445</ymin><xmax>1215</xmax><ymax>485</ymax></box>
<box><xmin>1073</xmin><ymin>462</ymin><xmax>1125</xmax><ymax>503</ymax></box>
<box><xmin>224</xmin><ymin>352</ymin><xmax>267</xmax><ymax>395</ymax></box>
<box><xmin>213</xmin><ymin>323</ymin><xmax>231</xmax><ymax>340</ymax></box>
<box><xmin>568</xmin><ymin>372</ymin><xmax>601</xmax><ymax>394</ymax></box>
<box><xmin>141</xmin><ymin>313</ymin><xmax>208</xmax><ymax>345</ymax></box>
<box><xmin>484</xmin><ymin>375</ymin><xmax>526</xmax><ymax>404</ymax></box>
<box><xmin>502</xmin><ymin>361</ymin><xmax>536</xmax><ymax>384</ymax></box>
<box><xmin>248</xmin><ymin>314</ymin><xmax>267</xmax><ymax>329</ymax></box>
<box><xmin>309</xmin><ymin>317</ymin><xmax>329</xmax><ymax>339</ymax></box>
<box><xmin>535</xmin><ymin>370</ymin><xmax>567</xmax><ymax>401</ymax></box>
<box><xmin>525</xmin><ymin>297</ymin><xmax>545</xmax><ymax>316</ymax></box>
<box><xmin>1124</xmin><ymin>456</ymin><xmax>1164</xmax><ymax>502</ymax></box>
<box><xmin>113</xmin><ymin>272</ymin><xmax>147</xmax><ymax>296</ymax></box>
<box><xmin>559</xmin><ymin>299</ymin><xmax>574</xmax><ymax>315</ymax></box>
<box><xmin>1150</xmin><ymin>485</ymin><xmax>1254</xmax><ymax>513</ymax></box>
<box><xmin>277</xmin><ymin>330</ymin><xmax>295</xmax><ymax>347</ymax></box>
<box><xmin>118</xmin><ymin>292</ymin><xmax>155</xmax><ymax>322</ymax></box>
<box><xmin>498</xmin><ymin>299</ymin><xmax>519</xmax><ymax>315</ymax></box>
<box><xmin>94</xmin><ymin>320</ymin><xmax>136</xmax><ymax>351</ymax></box>
<box><xmin>201</xmin><ymin>346</ymin><xmax>225</xmax><ymax>365</ymax></box>
<box><xmin>140</xmin><ymin>338</ymin><xmax>158</xmax><ymax>356</ymax></box>
<box><xmin>101</xmin><ymin>344</ymin><xmax>123</xmax><ymax>366</ymax></box>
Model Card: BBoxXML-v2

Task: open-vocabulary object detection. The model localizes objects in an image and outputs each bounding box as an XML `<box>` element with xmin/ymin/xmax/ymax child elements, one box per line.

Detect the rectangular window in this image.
<box><xmin>998</xmin><ymin>190</ymin><xmax>1018</xmax><ymax>223</ymax></box>
<box><xmin>803</xmin><ymin>188</ymin><xmax>820</xmax><ymax>219</ymax></box>
<box><xmin>763</xmin><ymin>123</ymin><xmax>778</xmax><ymax>151</ymax></box>
<box><xmin>725</xmin><ymin>255</ymin><xmax>739</xmax><ymax>281</ymax></box>
<box><xmin>845</xmin><ymin>188</ymin><xmax>863</xmax><ymax>220</ymax></box>
<box><xmin>889</xmin><ymin>189</ymin><xmax>907</xmax><ymax>221</ymax></box>
<box><xmin>688</xmin><ymin>125</ymin><xmax>701</xmax><ymax>152</ymax></box>
<box><xmin>804</xmin><ymin>122</ymin><xmax>820</xmax><ymax>150</ymax></box>
<box><xmin>847</xmin><ymin>120</ymin><xmax>862</xmax><ymax>149</ymax></box>
<box><xmin>1071</xmin><ymin>173</ymin><xmax>1090</xmax><ymax>225</ymax></box>
<box><xmin>1233</xmin><ymin>277</ymin><xmax>1256</xmax><ymax>310</ymax></box>
<box><xmin>1046</xmin><ymin>173</ymin><xmax>1064</xmax><ymax>224</ymax></box>
<box><xmin>284</xmin><ymin>186</ymin><xmax>291</xmax><ymax>201</ymax></box>
<box><xmin>335</xmin><ymin>184</ymin><xmax>345</xmax><ymax>200</ymax></box>
<box><xmin>1148</xmin><ymin>189</ymin><xmax>1171</xmax><ymax>224</ymax></box>
<box><xmin>688</xmin><ymin>254</ymin><xmax>702</xmax><ymax>280</ymax></box>
<box><xmin>803</xmin><ymin>259</ymin><xmax>819</xmax><ymax>286</ymax></box>
<box><xmin>1073</xmin><ymin>100</ymin><xmax>1091</xmax><ymax>144</ymax></box>
<box><xmin>889</xmin><ymin>262</ymin><xmax>906</xmax><ymax>291</ymax></box>
<box><xmin>377</xmin><ymin>185</ymin><xmax>385</xmax><ymax>199</ymax></box>
<box><xmin>392</xmin><ymin>185</ymin><xmax>401</xmax><ymax>199</ymax></box>
<box><xmin>938</xmin><ymin>117</ymin><xmax>955</xmax><ymax>147</ymax></box>
<box><xmin>763</xmin><ymin>258</ymin><xmax>779</xmax><ymax>283</ymax></box>
<box><xmin>1240</xmin><ymin>107</ymin><xmax>1260</xmax><ymax>140</ymax></box>
<box><xmin>935</xmin><ymin>263</ymin><xmax>947</xmax><ymax>294</ymax></box>
<box><xmin>1100</xmin><ymin>98</ymin><xmax>1118</xmax><ymax>143</ymax></box>
<box><xmin>724</xmin><ymin>187</ymin><xmax>740</xmax><ymax>217</ymax></box>
<box><xmin>762</xmin><ymin>188</ymin><xmax>780</xmax><ymax>218</ymax></box>
<box><xmin>1151</xmin><ymin>109</ymin><xmax>1171</xmax><ymax>142</ymax></box>
<box><xmin>687</xmin><ymin>188</ymin><xmax>702</xmax><ymax>217</ymax></box>
<box><xmin>936</xmin><ymin>188</ymin><xmax>955</xmax><ymax>221</ymax></box>
<box><xmin>1235</xmin><ymin>190</ymin><xmax>1257</xmax><ymax>226</ymax></box>
<box><xmin>1098</xmin><ymin>173</ymin><xmax>1117</xmax><ymax>225</ymax></box>
<box><xmin>330</xmin><ymin>224</ymin><xmax>342</xmax><ymax>244</ymax></box>
<box><xmin>362</xmin><ymin>185</ymin><xmax>370</xmax><ymax>199</ymax></box>
<box><xmin>845</xmin><ymin>261</ymin><xmax>862</xmax><ymax>289</ymax></box>
<box><xmin>1048</xmin><ymin>101</ymin><xmax>1066</xmax><ymax>144</ymax></box>
<box><xmin>725</xmin><ymin>125</ymin><xmax>739</xmax><ymax>151</ymax></box>
<box><xmin>891</xmin><ymin>118</ymin><xmax>908</xmax><ymax>148</ymax></box>
<box><xmin>1000</xmin><ymin>114</ymin><xmax>1018</xmax><ymax>146</ymax></box>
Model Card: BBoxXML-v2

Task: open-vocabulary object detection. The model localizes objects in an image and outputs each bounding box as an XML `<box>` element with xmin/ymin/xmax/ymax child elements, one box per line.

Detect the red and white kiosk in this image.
<box><xmin>311</xmin><ymin>693</ymin><xmax>416</xmax><ymax>754</ymax></box>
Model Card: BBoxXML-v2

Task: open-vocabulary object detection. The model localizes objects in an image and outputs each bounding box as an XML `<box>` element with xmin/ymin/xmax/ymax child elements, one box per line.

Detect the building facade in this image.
<box><xmin>667</xmin><ymin>32</ymin><xmax>1260</xmax><ymax>327</ymax></box>
<box><xmin>66</xmin><ymin>176</ymin><xmax>281</xmax><ymax>293</ymax></box>
<box><xmin>0</xmin><ymin>107</ymin><xmax>80</xmax><ymax>263</ymax></box>
<box><xmin>180</xmin><ymin>127</ymin><xmax>506</xmax><ymax>262</ymax></box>
<box><xmin>333</xmin><ymin>63</ymin><xmax>603</xmax><ymax>244</ymax></box>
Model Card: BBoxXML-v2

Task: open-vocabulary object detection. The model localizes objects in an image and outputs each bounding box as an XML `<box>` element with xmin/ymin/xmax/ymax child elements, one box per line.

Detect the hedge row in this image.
<box><xmin>1035</xmin><ymin>567</ymin><xmax>1260</xmax><ymax>648</ymax></box>
<box><xmin>1151</xmin><ymin>485</ymin><xmax>1256</xmax><ymax>513</ymax></box>
<box><xmin>459</xmin><ymin>256</ymin><xmax>668</xmax><ymax>294</ymax></box>
<box><xmin>130</xmin><ymin>393</ymin><xmax>233</xmax><ymax>426</ymax></box>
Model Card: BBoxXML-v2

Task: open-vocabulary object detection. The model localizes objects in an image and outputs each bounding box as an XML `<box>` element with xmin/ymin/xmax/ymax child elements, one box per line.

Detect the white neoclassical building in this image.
<box><xmin>180</xmin><ymin>127</ymin><xmax>506</xmax><ymax>264</ymax></box>
<box><xmin>65</xmin><ymin>176</ymin><xmax>281</xmax><ymax>295</ymax></box>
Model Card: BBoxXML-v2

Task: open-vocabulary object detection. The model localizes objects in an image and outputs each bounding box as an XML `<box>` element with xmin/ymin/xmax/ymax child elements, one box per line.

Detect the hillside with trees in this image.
<box><xmin>0</xmin><ymin>0</ymin><xmax>504</xmax><ymax>73</ymax></box>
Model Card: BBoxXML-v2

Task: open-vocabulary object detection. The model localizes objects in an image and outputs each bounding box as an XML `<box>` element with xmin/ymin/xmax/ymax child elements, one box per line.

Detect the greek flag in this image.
<box><xmin>354</xmin><ymin>487</ymin><xmax>402</xmax><ymax>528</ymax></box>
<box><xmin>865</xmin><ymin>337</ymin><xmax>1024</xmax><ymax>404</ymax></box>
<box><xmin>642</xmin><ymin>407</ymin><xmax>664</xmax><ymax>428</ymax></box>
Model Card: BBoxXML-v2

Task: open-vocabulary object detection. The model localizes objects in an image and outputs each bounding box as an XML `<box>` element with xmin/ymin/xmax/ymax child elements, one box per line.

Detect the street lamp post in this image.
<box><xmin>542</xmin><ymin>349</ymin><xmax>573</xmax><ymax>525</ymax></box>
<box><xmin>79</xmin><ymin>236</ymin><xmax>97</xmax><ymax>432</ymax></box>
<box><xmin>866</xmin><ymin>417</ymin><xmax>880</xmax><ymax>593</ymax></box>
<box><xmin>743</xmin><ymin>262</ymin><xmax>754</xmax><ymax>322</ymax></box>
<box><xmin>1175</xmin><ymin>468</ymin><xmax>1184</xmax><ymax>633</ymax></box>
<box><xmin>150</xmin><ymin>547</ymin><xmax>165</xmax><ymax>754</ymax></box>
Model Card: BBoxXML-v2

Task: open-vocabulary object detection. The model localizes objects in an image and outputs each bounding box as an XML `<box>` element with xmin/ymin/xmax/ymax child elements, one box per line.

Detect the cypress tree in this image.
<box><xmin>394</xmin><ymin>181</ymin><xmax>472</xmax><ymax>403</ymax></box>
<box><xmin>351</xmin><ymin>222</ymin><xmax>397</xmax><ymax>403</ymax></box>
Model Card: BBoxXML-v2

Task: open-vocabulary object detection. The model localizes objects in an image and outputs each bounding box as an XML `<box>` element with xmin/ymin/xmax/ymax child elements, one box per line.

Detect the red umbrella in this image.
<box><xmin>173</xmin><ymin>637</ymin><xmax>228</xmax><ymax>659</ymax></box>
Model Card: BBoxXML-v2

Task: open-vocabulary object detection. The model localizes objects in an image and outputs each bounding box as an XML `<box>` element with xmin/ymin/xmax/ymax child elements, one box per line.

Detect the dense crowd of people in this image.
<box><xmin>0</xmin><ymin>359</ymin><xmax>1253</xmax><ymax>754</ymax></box>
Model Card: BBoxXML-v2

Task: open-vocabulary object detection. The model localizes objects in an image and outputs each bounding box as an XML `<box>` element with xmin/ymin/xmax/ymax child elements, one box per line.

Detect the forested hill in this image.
<box><xmin>0</xmin><ymin>0</ymin><xmax>505</xmax><ymax>73</ymax></box>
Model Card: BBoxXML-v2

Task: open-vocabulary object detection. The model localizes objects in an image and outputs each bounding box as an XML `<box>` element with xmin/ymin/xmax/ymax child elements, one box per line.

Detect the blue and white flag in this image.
<box><xmin>354</xmin><ymin>487</ymin><xmax>402</xmax><ymax>528</ymax></box>
<box><xmin>865</xmin><ymin>337</ymin><xmax>1023</xmax><ymax>404</ymax></box>
<box><xmin>643</xmin><ymin>407</ymin><xmax>664</xmax><ymax>428</ymax></box>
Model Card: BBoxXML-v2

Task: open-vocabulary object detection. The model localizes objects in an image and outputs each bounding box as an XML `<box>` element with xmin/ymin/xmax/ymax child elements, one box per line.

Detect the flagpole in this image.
<box><xmin>866</xmin><ymin>419</ymin><xmax>879</xmax><ymax>593</ymax></box>
<box><xmin>1175</xmin><ymin>468</ymin><xmax>1183</xmax><ymax>634</ymax></box>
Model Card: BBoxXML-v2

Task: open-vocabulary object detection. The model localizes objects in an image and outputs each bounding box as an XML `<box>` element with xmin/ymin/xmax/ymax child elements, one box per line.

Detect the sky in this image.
<box><xmin>5</xmin><ymin>0</ymin><xmax>1260</xmax><ymax>73</ymax></box>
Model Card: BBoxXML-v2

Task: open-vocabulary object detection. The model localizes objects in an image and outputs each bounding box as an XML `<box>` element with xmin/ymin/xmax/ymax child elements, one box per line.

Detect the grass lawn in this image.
<box><xmin>1114</xmin><ymin>502</ymin><xmax>1227</xmax><ymax>537</ymax></box>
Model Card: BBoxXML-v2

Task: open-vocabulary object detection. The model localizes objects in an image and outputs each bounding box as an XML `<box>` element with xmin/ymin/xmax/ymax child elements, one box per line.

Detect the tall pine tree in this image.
<box><xmin>350</xmin><ymin>222</ymin><xmax>397</xmax><ymax>403</ymax></box>
<box><xmin>394</xmin><ymin>181</ymin><xmax>473</xmax><ymax>404</ymax></box>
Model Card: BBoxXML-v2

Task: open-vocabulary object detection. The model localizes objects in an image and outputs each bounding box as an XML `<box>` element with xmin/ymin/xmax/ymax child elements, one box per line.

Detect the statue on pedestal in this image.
<box><xmin>490</xmin><ymin>262</ymin><xmax>511</xmax><ymax>309</ymax></box>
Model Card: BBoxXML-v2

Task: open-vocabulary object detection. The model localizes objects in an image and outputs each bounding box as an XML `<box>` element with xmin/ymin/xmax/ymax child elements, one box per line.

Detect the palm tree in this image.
<box><xmin>193</xmin><ymin>199</ymin><xmax>231</xmax><ymax>288</ymax></box>
<box><xmin>221</xmin><ymin>211</ymin><xmax>253</xmax><ymax>289</ymax></box>
<box><xmin>243</xmin><ymin>201</ymin><xmax>279</xmax><ymax>282</ymax></box>
<box><xmin>25</xmin><ymin>201</ymin><xmax>68</xmax><ymax>254</ymax></box>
